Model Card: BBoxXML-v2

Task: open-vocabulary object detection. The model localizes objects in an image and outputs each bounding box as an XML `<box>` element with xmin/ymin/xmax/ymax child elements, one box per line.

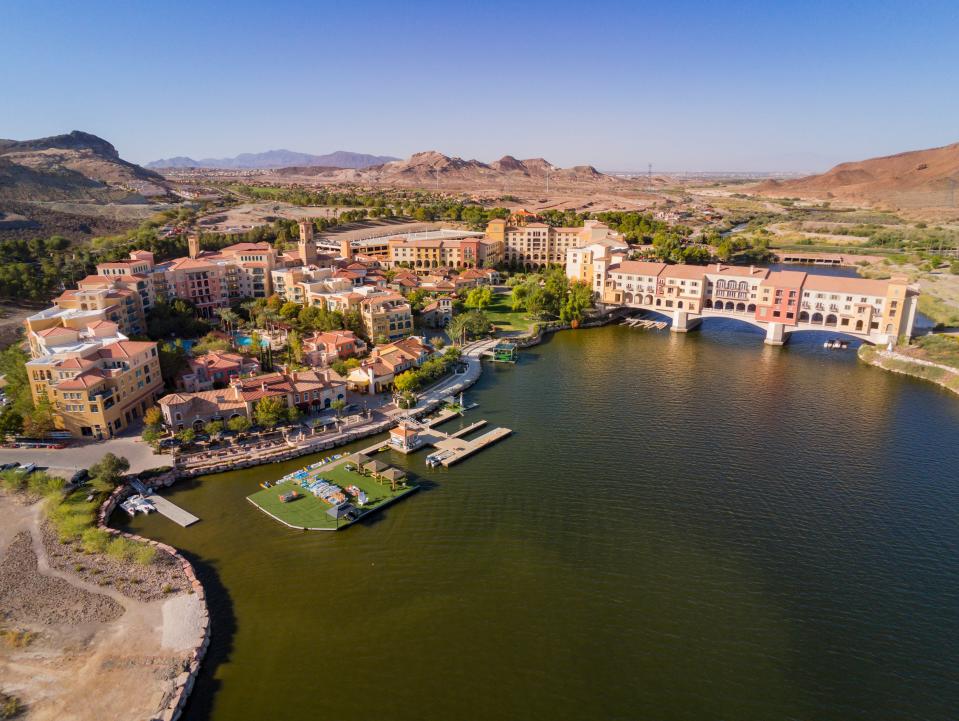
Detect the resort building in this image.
<box><xmin>175</xmin><ymin>351</ymin><xmax>260</xmax><ymax>392</ymax></box>
<box><xmin>487</xmin><ymin>218</ymin><xmax>624</xmax><ymax>269</ymax></box>
<box><xmin>25</xmin><ymin>325</ymin><xmax>163</xmax><ymax>438</ymax></box>
<box><xmin>346</xmin><ymin>336</ymin><xmax>434</xmax><ymax>394</ymax></box>
<box><xmin>580</xmin><ymin>250</ymin><xmax>919</xmax><ymax>344</ymax></box>
<box><xmin>420</xmin><ymin>297</ymin><xmax>453</xmax><ymax>328</ymax></box>
<box><xmin>386</xmin><ymin>235</ymin><xmax>503</xmax><ymax>269</ymax></box>
<box><xmin>301</xmin><ymin>330</ymin><xmax>367</xmax><ymax>367</ymax></box>
<box><xmin>87</xmin><ymin>222</ymin><xmax>325</xmax><ymax>318</ymax></box>
<box><xmin>24</xmin><ymin>274</ymin><xmax>150</xmax><ymax>350</ymax></box>
<box><xmin>358</xmin><ymin>289</ymin><xmax>414</xmax><ymax>342</ymax></box>
<box><xmin>158</xmin><ymin>368</ymin><xmax>347</xmax><ymax>431</ymax></box>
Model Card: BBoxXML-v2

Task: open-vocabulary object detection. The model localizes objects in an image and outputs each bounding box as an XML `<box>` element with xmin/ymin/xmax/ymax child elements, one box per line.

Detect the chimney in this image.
<box><xmin>188</xmin><ymin>233</ymin><xmax>200</xmax><ymax>259</ymax></box>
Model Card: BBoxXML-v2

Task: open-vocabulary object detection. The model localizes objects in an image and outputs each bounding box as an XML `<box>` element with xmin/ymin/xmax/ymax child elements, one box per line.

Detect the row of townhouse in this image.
<box><xmin>24</xmin><ymin>321</ymin><xmax>163</xmax><ymax>439</ymax></box>
<box><xmin>158</xmin><ymin>368</ymin><xmax>347</xmax><ymax>432</ymax></box>
<box><xmin>486</xmin><ymin>218</ymin><xmax>625</xmax><ymax>269</ymax></box>
<box><xmin>570</xmin><ymin>245</ymin><xmax>918</xmax><ymax>342</ymax></box>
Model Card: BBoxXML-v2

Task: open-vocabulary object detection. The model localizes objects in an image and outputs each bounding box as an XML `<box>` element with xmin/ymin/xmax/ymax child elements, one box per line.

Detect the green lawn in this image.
<box><xmin>247</xmin><ymin>462</ymin><xmax>415</xmax><ymax>530</ymax></box>
<box><xmin>485</xmin><ymin>292</ymin><xmax>534</xmax><ymax>333</ymax></box>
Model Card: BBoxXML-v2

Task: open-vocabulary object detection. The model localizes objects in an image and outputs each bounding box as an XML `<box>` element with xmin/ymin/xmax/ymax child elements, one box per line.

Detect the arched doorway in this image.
<box><xmin>704</xmin><ymin>299</ymin><xmax>713</xmax><ymax>309</ymax></box>
<box><xmin>644</xmin><ymin>294</ymin><xmax>653</xmax><ymax>305</ymax></box>
<box><xmin>799</xmin><ymin>311</ymin><xmax>809</xmax><ymax>322</ymax></box>
<box><xmin>855</xmin><ymin>319</ymin><xmax>864</xmax><ymax>331</ymax></box>
<box><xmin>825</xmin><ymin>314</ymin><xmax>838</xmax><ymax>327</ymax></box>
<box><xmin>736</xmin><ymin>302</ymin><xmax>746</xmax><ymax>312</ymax></box>
<box><xmin>812</xmin><ymin>312</ymin><xmax>824</xmax><ymax>324</ymax></box>
<box><xmin>192</xmin><ymin>419</ymin><xmax>205</xmax><ymax>431</ymax></box>
<box><xmin>747</xmin><ymin>304</ymin><xmax>756</xmax><ymax>312</ymax></box>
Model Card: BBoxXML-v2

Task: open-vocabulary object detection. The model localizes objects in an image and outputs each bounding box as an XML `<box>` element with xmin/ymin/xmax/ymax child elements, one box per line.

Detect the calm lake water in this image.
<box><xmin>120</xmin><ymin>322</ymin><xmax>959</xmax><ymax>721</ymax></box>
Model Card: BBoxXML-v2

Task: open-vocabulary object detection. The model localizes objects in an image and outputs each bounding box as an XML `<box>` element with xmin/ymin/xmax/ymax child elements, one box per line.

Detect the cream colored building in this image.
<box><xmin>489</xmin><ymin>218</ymin><xmax>624</xmax><ymax>269</ymax></box>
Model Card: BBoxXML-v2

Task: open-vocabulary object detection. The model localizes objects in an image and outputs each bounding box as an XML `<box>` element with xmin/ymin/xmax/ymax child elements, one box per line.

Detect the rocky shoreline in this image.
<box><xmin>859</xmin><ymin>345</ymin><xmax>959</xmax><ymax>396</ymax></box>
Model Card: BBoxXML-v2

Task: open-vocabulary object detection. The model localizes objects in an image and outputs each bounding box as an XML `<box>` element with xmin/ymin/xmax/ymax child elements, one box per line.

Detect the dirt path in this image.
<box><xmin>0</xmin><ymin>493</ymin><xmax>204</xmax><ymax>721</ymax></box>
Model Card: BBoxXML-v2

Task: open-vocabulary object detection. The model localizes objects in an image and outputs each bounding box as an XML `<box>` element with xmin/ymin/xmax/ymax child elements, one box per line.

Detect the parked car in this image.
<box><xmin>0</xmin><ymin>462</ymin><xmax>20</xmax><ymax>471</ymax></box>
<box><xmin>68</xmin><ymin>469</ymin><xmax>90</xmax><ymax>486</ymax></box>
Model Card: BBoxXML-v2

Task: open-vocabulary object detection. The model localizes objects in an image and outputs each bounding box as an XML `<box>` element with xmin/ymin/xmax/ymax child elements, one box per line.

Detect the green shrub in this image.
<box><xmin>0</xmin><ymin>470</ymin><xmax>24</xmax><ymax>492</ymax></box>
<box><xmin>26</xmin><ymin>471</ymin><xmax>65</xmax><ymax>498</ymax></box>
<box><xmin>80</xmin><ymin>527</ymin><xmax>110</xmax><ymax>554</ymax></box>
<box><xmin>132</xmin><ymin>544</ymin><xmax>156</xmax><ymax>566</ymax></box>
<box><xmin>106</xmin><ymin>537</ymin><xmax>137</xmax><ymax>562</ymax></box>
<box><xmin>1</xmin><ymin>692</ymin><xmax>23</xmax><ymax>719</ymax></box>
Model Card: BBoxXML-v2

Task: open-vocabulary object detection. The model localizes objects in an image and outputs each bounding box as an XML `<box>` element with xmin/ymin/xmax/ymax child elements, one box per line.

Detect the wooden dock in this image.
<box><xmin>145</xmin><ymin>493</ymin><xmax>200</xmax><ymax>527</ymax></box>
<box><xmin>434</xmin><ymin>427</ymin><xmax>513</xmax><ymax>467</ymax></box>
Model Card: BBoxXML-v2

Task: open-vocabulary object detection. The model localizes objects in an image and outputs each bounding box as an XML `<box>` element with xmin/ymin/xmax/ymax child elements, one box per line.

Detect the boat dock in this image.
<box><xmin>143</xmin><ymin>493</ymin><xmax>200</xmax><ymax>527</ymax></box>
<box><xmin>129</xmin><ymin>479</ymin><xmax>200</xmax><ymax>527</ymax></box>
<box><xmin>432</xmin><ymin>427</ymin><xmax>513</xmax><ymax>467</ymax></box>
<box><xmin>622</xmin><ymin>315</ymin><xmax>667</xmax><ymax>330</ymax></box>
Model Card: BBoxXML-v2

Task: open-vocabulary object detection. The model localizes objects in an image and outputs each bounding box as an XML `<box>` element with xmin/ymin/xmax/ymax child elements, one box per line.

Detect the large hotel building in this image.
<box><xmin>486</xmin><ymin>218</ymin><xmax>624</xmax><ymax>269</ymax></box>
<box><xmin>568</xmin><ymin>243</ymin><xmax>918</xmax><ymax>344</ymax></box>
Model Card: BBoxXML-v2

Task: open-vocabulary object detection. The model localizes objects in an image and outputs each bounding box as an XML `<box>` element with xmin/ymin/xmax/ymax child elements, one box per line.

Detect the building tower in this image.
<box><xmin>340</xmin><ymin>237</ymin><xmax>353</xmax><ymax>261</ymax></box>
<box><xmin>187</xmin><ymin>232</ymin><xmax>200</xmax><ymax>259</ymax></box>
<box><xmin>297</xmin><ymin>220</ymin><xmax>317</xmax><ymax>266</ymax></box>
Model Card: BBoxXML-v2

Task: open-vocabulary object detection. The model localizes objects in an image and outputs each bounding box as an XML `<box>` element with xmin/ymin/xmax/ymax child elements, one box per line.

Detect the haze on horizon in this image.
<box><xmin>2</xmin><ymin>0</ymin><xmax>957</xmax><ymax>173</ymax></box>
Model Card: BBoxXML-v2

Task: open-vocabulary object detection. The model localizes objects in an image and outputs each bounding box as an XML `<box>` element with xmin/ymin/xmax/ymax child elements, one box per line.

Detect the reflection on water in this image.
<box><xmin>121</xmin><ymin>325</ymin><xmax>959</xmax><ymax>721</ymax></box>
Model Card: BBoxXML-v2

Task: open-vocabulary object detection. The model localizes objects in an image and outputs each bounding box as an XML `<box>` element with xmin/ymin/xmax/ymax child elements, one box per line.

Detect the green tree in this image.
<box><xmin>464</xmin><ymin>286</ymin><xmax>493</xmax><ymax>310</ymax></box>
<box><xmin>227</xmin><ymin>415</ymin><xmax>252</xmax><ymax>434</ymax></box>
<box><xmin>394</xmin><ymin>369</ymin><xmax>421</xmax><ymax>394</ymax></box>
<box><xmin>447</xmin><ymin>310</ymin><xmax>492</xmax><ymax>344</ymax></box>
<box><xmin>204</xmin><ymin>420</ymin><xmax>223</xmax><ymax>437</ymax></box>
<box><xmin>254</xmin><ymin>396</ymin><xmax>286</xmax><ymax>428</ymax></box>
<box><xmin>287</xmin><ymin>329</ymin><xmax>304</xmax><ymax>365</ymax></box>
<box><xmin>331</xmin><ymin>399</ymin><xmax>347</xmax><ymax>418</ymax></box>
<box><xmin>560</xmin><ymin>280</ymin><xmax>594</xmax><ymax>324</ymax></box>
<box><xmin>176</xmin><ymin>427</ymin><xmax>196</xmax><ymax>444</ymax></box>
<box><xmin>23</xmin><ymin>398</ymin><xmax>55</xmax><ymax>438</ymax></box>
<box><xmin>88</xmin><ymin>453</ymin><xmax>130</xmax><ymax>494</ymax></box>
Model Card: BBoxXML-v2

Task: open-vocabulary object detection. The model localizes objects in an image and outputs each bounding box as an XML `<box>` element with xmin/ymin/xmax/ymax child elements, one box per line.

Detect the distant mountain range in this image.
<box><xmin>146</xmin><ymin>149</ymin><xmax>399</xmax><ymax>170</ymax></box>
<box><xmin>274</xmin><ymin>151</ymin><xmax>620</xmax><ymax>189</ymax></box>
<box><xmin>0</xmin><ymin>130</ymin><xmax>170</xmax><ymax>203</ymax></box>
<box><xmin>756</xmin><ymin>141</ymin><xmax>959</xmax><ymax>210</ymax></box>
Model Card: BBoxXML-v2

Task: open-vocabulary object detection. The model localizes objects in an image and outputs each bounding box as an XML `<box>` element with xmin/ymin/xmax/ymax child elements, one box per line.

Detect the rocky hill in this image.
<box><xmin>147</xmin><ymin>149</ymin><xmax>398</xmax><ymax>170</ymax></box>
<box><xmin>0</xmin><ymin>130</ymin><xmax>170</xmax><ymax>203</ymax></box>
<box><xmin>280</xmin><ymin>151</ymin><xmax>624</xmax><ymax>190</ymax></box>
<box><xmin>755</xmin><ymin>141</ymin><xmax>959</xmax><ymax>211</ymax></box>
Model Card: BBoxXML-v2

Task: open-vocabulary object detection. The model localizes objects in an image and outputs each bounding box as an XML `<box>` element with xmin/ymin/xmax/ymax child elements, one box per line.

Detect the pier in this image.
<box><xmin>130</xmin><ymin>479</ymin><xmax>200</xmax><ymax>527</ymax></box>
<box><xmin>144</xmin><ymin>493</ymin><xmax>200</xmax><ymax>527</ymax></box>
<box><xmin>621</xmin><ymin>315</ymin><xmax>668</xmax><ymax>330</ymax></box>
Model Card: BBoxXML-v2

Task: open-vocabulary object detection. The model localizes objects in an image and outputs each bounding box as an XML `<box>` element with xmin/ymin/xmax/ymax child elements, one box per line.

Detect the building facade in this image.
<box><xmin>574</xmin><ymin>250</ymin><xmax>919</xmax><ymax>345</ymax></box>
<box><xmin>488</xmin><ymin>218</ymin><xmax>624</xmax><ymax>269</ymax></box>
<box><xmin>25</xmin><ymin>324</ymin><xmax>163</xmax><ymax>438</ymax></box>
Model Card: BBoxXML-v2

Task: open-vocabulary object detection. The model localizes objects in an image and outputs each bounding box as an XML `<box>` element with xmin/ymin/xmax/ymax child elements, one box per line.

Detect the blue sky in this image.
<box><xmin>1</xmin><ymin>0</ymin><xmax>957</xmax><ymax>171</ymax></box>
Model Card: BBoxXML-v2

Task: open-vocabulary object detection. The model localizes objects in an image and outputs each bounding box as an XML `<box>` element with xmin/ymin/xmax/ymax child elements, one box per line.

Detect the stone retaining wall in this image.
<box><xmin>98</xmin><ymin>483</ymin><xmax>210</xmax><ymax>721</ymax></box>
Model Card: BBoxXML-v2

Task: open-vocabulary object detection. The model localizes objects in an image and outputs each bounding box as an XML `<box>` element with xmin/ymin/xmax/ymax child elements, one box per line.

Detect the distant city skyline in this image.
<box><xmin>2</xmin><ymin>0</ymin><xmax>957</xmax><ymax>172</ymax></box>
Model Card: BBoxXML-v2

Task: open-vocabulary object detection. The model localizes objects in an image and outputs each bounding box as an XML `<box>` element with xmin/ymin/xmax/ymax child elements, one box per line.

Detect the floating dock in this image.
<box><xmin>622</xmin><ymin>316</ymin><xmax>667</xmax><ymax>330</ymax></box>
<box><xmin>144</xmin><ymin>493</ymin><xmax>200</xmax><ymax>527</ymax></box>
<box><xmin>435</xmin><ymin>427</ymin><xmax>513</xmax><ymax>467</ymax></box>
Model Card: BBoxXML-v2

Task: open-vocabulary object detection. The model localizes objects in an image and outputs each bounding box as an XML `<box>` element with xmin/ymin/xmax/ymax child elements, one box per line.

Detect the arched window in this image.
<box><xmin>739</xmin><ymin>281</ymin><xmax>749</xmax><ymax>291</ymax></box>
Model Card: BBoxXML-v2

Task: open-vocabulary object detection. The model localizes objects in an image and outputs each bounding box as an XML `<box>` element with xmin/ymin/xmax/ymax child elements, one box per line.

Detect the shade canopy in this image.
<box><xmin>381</xmin><ymin>467</ymin><xmax>406</xmax><ymax>481</ymax></box>
<box><xmin>348</xmin><ymin>453</ymin><xmax>372</xmax><ymax>466</ymax></box>
<box><xmin>362</xmin><ymin>459</ymin><xmax>390</xmax><ymax>474</ymax></box>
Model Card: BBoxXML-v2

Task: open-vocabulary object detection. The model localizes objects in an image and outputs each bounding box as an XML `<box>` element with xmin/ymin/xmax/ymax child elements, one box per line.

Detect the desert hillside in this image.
<box><xmin>267</xmin><ymin>150</ymin><xmax>625</xmax><ymax>192</ymax></box>
<box><xmin>755</xmin><ymin>141</ymin><xmax>959</xmax><ymax>212</ymax></box>
<box><xmin>0</xmin><ymin>130</ymin><xmax>171</xmax><ymax>203</ymax></box>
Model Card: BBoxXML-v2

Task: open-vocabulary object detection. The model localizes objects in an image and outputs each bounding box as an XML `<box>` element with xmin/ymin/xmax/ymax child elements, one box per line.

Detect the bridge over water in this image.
<box><xmin>607</xmin><ymin>300</ymin><xmax>889</xmax><ymax>346</ymax></box>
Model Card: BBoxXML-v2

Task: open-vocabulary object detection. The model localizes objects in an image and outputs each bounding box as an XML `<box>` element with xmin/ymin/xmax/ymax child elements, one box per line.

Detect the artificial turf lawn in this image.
<box><xmin>247</xmin><ymin>462</ymin><xmax>415</xmax><ymax>529</ymax></box>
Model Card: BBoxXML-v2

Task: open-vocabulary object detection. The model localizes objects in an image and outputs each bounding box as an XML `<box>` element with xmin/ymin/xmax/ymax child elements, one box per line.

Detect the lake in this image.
<box><xmin>119</xmin><ymin>322</ymin><xmax>959</xmax><ymax>721</ymax></box>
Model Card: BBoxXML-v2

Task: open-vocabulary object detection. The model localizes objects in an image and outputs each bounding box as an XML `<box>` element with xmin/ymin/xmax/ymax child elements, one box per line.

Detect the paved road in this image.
<box><xmin>0</xmin><ymin>436</ymin><xmax>173</xmax><ymax>475</ymax></box>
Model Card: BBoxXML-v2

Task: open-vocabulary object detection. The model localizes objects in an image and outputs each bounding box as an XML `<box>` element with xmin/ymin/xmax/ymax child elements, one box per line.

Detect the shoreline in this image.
<box><xmin>858</xmin><ymin>345</ymin><xmax>959</xmax><ymax>396</ymax></box>
<box><xmin>98</xmin><ymin>481</ymin><xmax>211</xmax><ymax>721</ymax></box>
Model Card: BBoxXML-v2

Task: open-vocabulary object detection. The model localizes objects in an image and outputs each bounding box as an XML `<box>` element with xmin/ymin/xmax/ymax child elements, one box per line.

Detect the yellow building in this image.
<box><xmin>26</xmin><ymin>327</ymin><xmax>163</xmax><ymax>439</ymax></box>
